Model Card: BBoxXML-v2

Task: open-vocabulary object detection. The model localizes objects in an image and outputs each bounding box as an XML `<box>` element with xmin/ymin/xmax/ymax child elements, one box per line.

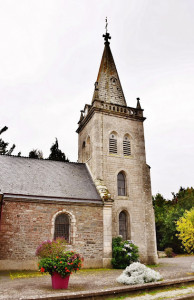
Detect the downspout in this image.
<box><xmin>0</xmin><ymin>193</ymin><xmax>4</xmax><ymax>231</ymax></box>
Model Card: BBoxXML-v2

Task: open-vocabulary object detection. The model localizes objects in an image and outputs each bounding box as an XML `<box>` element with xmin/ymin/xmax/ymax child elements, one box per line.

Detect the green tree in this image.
<box><xmin>153</xmin><ymin>193</ymin><xmax>172</xmax><ymax>250</ymax></box>
<box><xmin>48</xmin><ymin>138</ymin><xmax>69</xmax><ymax>162</ymax></box>
<box><xmin>0</xmin><ymin>126</ymin><xmax>16</xmax><ymax>155</ymax></box>
<box><xmin>176</xmin><ymin>208</ymin><xmax>194</xmax><ymax>253</ymax></box>
<box><xmin>153</xmin><ymin>187</ymin><xmax>194</xmax><ymax>253</ymax></box>
<box><xmin>29</xmin><ymin>149</ymin><xmax>43</xmax><ymax>159</ymax></box>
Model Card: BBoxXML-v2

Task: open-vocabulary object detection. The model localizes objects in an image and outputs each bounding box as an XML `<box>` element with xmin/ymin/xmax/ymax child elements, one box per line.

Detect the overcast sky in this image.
<box><xmin>0</xmin><ymin>0</ymin><xmax>194</xmax><ymax>199</ymax></box>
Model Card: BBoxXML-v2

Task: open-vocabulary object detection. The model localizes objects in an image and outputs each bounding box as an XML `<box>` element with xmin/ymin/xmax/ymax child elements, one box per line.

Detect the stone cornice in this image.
<box><xmin>2</xmin><ymin>193</ymin><xmax>103</xmax><ymax>206</ymax></box>
<box><xmin>77</xmin><ymin>100</ymin><xmax>146</xmax><ymax>133</ymax></box>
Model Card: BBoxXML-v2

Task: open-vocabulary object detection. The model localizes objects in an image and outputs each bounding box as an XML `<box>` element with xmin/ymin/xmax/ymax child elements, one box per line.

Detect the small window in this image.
<box><xmin>119</xmin><ymin>211</ymin><xmax>127</xmax><ymax>240</ymax></box>
<box><xmin>109</xmin><ymin>133</ymin><xmax>117</xmax><ymax>154</ymax></box>
<box><xmin>123</xmin><ymin>136</ymin><xmax>131</xmax><ymax>156</ymax></box>
<box><xmin>86</xmin><ymin>136</ymin><xmax>91</xmax><ymax>160</ymax></box>
<box><xmin>117</xmin><ymin>172</ymin><xmax>126</xmax><ymax>196</ymax></box>
<box><xmin>82</xmin><ymin>141</ymin><xmax>86</xmax><ymax>162</ymax></box>
<box><xmin>54</xmin><ymin>214</ymin><xmax>70</xmax><ymax>242</ymax></box>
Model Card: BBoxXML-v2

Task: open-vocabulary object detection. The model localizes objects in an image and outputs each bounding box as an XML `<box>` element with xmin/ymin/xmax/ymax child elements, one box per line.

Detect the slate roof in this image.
<box><xmin>0</xmin><ymin>155</ymin><xmax>101</xmax><ymax>202</ymax></box>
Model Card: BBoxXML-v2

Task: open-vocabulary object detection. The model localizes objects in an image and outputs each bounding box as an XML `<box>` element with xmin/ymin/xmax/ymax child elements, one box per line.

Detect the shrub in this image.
<box><xmin>35</xmin><ymin>237</ymin><xmax>67</xmax><ymax>259</ymax></box>
<box><xmin>111</xmin><ymin>236</ymin><xmax>139</xmax><ymax>269</ymax></box>
<box><xmin>176</xmin><ymin>208</ymin><xmax>194</xmax><ymax>254</ymax></box>
<box><xmin>164</xmin><ymin>247</ymin><xmax>174</xmax><ymax>258</ymax></box>
<box><xmin>117</xmin><ymin>262</ymin><xmax>162</xmax><ymax>285</ymax></box>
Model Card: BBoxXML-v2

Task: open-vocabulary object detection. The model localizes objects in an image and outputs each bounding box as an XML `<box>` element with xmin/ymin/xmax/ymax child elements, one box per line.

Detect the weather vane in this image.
<box><xmin>103</xmin><ymin>17</ymin><xmax>111</xmax><ymax>44</ymax></box>
<box><xmin>105</xmin><ymin>17</ymin><xmax>108</xmax><ymax>33</ymax></box>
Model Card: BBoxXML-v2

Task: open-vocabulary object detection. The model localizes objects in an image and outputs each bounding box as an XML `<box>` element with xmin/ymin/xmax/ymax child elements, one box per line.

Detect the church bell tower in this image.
<box><xmin>77</xmin><ymin>25</ymin><xmax>158</xmax><ymax>265</ymax></box>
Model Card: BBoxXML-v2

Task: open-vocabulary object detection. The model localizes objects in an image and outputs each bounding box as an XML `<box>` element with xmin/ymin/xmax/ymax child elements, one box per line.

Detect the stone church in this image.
<box><xmin>0</xmin><ymin>30</ymin><xmax>158</xmax><ymax>270</ymax></box>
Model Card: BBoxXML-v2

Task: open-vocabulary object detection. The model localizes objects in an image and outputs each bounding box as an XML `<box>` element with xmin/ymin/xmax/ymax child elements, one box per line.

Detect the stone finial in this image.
<box><xmin>78</xmin><ymin>110</ymin><xmax>84</xmax><ymax>124</ymax></box>
<box><xmin>92</xmin><ymin>82</ymin><xmax>99</xmax><ymax>103</ymax></box>
<box><xmin>94</xmin><ymin>81</ymin><xmax>99</xmax><ymax>91</ymax></box>
<box><xmin>136</xmin><ymin>97</ymin><xmax>142</xmax><ymax>109</ymax></box>
<box><xmin>94</xmin><ymin>179</ymin><xmax>113</xmax><ymax>202</ymax></box>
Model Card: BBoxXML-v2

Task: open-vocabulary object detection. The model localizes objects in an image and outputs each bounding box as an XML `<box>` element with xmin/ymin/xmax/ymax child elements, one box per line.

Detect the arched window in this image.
<box><xmin>119</xmin><ymin>211</ymin><xmax>127</xmax><ymax>240</ymax></box>
<box><xmin>86</xmin><ymin>136</ymin><xmax>91</xmax><ymax>160</ymax></box>
<box><xmin>82</xmin><ymin>141</ymin><xmax>86</xmax><ymax>162</ymax></box>
<box><xmin>54</xmin><ymin>214</ymin><xmax>70</xmax><ymax>242</ymax></box>
<box><xmin>123</xmin><ymin>135</ymin><xmax>131</xmax><ymax>156</ymax></box>
<box><xmin>117</xmin><ymin>172</ymin><xmax>126</xmax><ymax>196</ymax></box>
<box><xmin>109</xmin><ymin>132</ymin><xmax>117</xmax><ymax>154</ymax></box>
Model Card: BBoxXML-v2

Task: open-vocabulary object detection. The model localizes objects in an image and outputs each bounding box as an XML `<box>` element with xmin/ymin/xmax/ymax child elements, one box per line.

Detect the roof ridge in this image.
<box><xmin>0</xmin><ymin>154</ymin><xmax>83</xmax><ymax>165</ymax></box>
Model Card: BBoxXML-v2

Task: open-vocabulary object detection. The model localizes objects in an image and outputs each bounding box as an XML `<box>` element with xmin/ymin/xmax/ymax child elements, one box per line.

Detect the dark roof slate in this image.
<box><xmin>0</xmin><ymin>155</ymin><xmax>101</xmax><ymax>201</ymax></box>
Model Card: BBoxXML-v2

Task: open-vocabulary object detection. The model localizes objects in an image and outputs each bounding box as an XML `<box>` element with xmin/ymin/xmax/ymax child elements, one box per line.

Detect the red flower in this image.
<box><xmin>40</xmin><ymin>267</ymin><xmax>45</xmax><ymax>273</ymax></box>
<box><xmin>60</xmin><ymin>261</ymin><xmax>62</xmax><ymax>264</ymax></box>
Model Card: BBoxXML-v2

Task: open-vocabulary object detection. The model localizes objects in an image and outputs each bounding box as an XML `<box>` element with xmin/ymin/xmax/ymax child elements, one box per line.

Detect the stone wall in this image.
<box><xmin>0</xmin><ymin>199</ymin><xmax>103</xmax><ymax>270</ymax></box>
<box><xmin>78</xmin><ymin>110</ymin><xmax>158</xmax><ymax>264</ymax></box>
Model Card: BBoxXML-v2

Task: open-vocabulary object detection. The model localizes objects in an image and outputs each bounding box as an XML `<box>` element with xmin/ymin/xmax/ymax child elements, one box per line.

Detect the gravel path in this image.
<box><xmin>0</xmin><ymin>256</ymin><xmax>193</xmax><ymax>300</ymax></box>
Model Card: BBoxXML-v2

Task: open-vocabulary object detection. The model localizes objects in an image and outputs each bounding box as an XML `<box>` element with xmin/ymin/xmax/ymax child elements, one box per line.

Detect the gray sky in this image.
<box><xmin>0</xmin><ymin>0</ymin><xmax>194</xmax><ymax>199</ymax></box>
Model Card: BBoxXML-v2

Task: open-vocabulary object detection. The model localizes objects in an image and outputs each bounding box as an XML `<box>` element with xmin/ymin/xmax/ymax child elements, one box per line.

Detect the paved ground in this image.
<box><xmin>0</xmin><ymin>256</ymin><xmax>193</xmax><ymax>300</ymax></box>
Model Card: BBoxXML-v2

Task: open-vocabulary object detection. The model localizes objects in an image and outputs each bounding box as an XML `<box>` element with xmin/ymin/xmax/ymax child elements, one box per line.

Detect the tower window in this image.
<box><xmin>123</xmin><ymin>136</ymin><xmax>131</xmax><ymax>156</ymax></box>
<box><xmin>109</xmin><ymin>133</ymin><xmax>117</xmax><ymax>154</ymax></box>
<box><xmin>86</xmin><ymin>136</ymin><xmax>91</xmax><ymax>160</ymax></box>
<box><xmin>119</xmin><ymin>211</ymin><xmax>127</xmax><ymax>240</ymax></box>
<box><xmin>117</xmin><ymin>172</ymin><xmax>126</xmax><ymax>196</ymax></box>
<box><xmin>82</xmin><ymin>141</ymin><xmax>86</xmax><ymax>162</ymax></box>
<box><xmin>54</xmin><ymin>214</ymin><xmax>70</xmax><ymax>242</ymax></box>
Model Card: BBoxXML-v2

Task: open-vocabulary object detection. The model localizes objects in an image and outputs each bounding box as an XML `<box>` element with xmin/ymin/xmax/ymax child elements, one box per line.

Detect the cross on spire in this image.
<box><xmin>103</xmin><ymin>17</ymin><xmax>111</xmax><ymax>44</ymax></box>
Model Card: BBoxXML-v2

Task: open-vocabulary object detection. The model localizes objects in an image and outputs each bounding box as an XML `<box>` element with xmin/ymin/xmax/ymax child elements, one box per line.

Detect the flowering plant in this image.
<box><xmin>111</xmin><ymin>236</ymin><xmax>139</xmax><ymax>269</ymax></box>
<box><xmin>36</xmin><ymin>238</ymin><xmax>83</xmax><ymax>278</ymax></box>
<box><xmin>117</xmin><ymin>262</ymin><xmax>162</xmax><ymax>285</ymax></box>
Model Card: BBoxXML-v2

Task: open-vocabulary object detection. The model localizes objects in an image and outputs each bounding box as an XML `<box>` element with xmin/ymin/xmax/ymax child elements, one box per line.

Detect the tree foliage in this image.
<box><xmin>48</xmin><ymin>138</ymin><xmax>69</xmax><ymax>162</ymax></box>
<box><xmin>153</xmin><ymin>187</ymin><xmax>194</xmax><ymax>253</ymax></box>
<box><xmin>0</xmin><ymin>126</ymin><xmax>16</xmax><ymax>155</ymax></box>
<box><xmin>29</xmin><ymin>149</ymin><xmax>43</xmax><ymax>159</ymax></box>
<box><xmin>176</xmin><ymin>208</ymin><xmax>194</xmax><ymax>254</ymax></box>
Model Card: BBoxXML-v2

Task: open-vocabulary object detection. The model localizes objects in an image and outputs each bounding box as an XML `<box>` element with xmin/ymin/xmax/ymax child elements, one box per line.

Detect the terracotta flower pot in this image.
<box><xmin>51</xmin><ymin>272</ymin><xmax>70</xmax><ymax>289</ymax></box>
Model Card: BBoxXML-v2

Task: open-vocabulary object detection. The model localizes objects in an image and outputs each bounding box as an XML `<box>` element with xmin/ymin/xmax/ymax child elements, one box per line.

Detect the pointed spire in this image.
<box><xmin>92</xmin><ymin>19</ymin><xmax>127</xmax><ymax>106</ymax></box>
<box><xmin>136</xmin><ymin>97</ymin><xmax>142</xmax><ymax>109</ymax></box>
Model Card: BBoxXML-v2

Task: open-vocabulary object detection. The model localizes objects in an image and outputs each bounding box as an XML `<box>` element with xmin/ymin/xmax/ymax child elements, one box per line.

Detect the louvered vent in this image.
<box><xmin>123</xmin><ymin>137</ymin><xmax>131</xmax><ymax>156</ymax></box>
<box><xmin>109</xmin><ymin>134</ymin><xmax>117</xmax><ymax>154</ymax></box>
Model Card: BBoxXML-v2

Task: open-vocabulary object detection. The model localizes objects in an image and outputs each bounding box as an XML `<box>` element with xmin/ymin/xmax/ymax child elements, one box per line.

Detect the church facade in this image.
<box><xmin>0</xmin><ymin>31</ymin><xmax>158</xmax><ymax>270</ymax></box>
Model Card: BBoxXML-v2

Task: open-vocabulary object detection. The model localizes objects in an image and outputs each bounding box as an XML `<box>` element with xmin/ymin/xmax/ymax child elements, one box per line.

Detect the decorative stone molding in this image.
<box><xmin>94</xmin><ymin>178</ymin><xmax>113</xmax><ymax>202</ymax></box>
